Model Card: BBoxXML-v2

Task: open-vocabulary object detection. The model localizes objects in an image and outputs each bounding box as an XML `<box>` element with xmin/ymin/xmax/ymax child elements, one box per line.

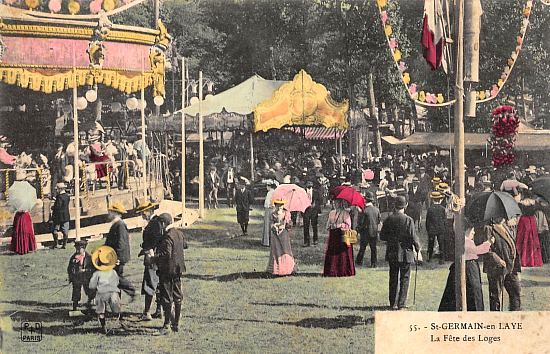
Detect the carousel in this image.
<box><xmin>0</xmin><ymin>0</ymin><xmax>183</xmax><ymax>247</ymax></box>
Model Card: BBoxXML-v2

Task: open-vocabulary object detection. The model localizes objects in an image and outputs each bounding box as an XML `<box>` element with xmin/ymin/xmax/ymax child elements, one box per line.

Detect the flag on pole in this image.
<box><xmin>421</xmin><ymin>0</ymin><xmax>447</xmax><ymax>71</ymax></box>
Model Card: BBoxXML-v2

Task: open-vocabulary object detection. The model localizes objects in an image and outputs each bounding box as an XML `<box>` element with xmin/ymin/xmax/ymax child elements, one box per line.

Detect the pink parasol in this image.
<box><xmin>271</xmin><ymin>183</ymin><xmax>311</xmax><ymax>212</ymax></box>
<box><xmin>0</xmin><ymin>148</ymin><xmax>16</xmax><ymax>165</ymax></box>
<box><xmin>363</xmin><ymin>169</ymin><xmax>375</xmax><ymax>181</ymax></box>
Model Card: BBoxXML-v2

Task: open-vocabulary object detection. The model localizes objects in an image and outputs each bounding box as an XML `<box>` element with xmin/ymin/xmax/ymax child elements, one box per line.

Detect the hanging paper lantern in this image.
<box><xmin>384</xmin><ymin>25</ymin><xmax>393</xmax><ymax>37</ymax></box>
<box><xmin>103</xmin><ymin>0</ymin><xmax>116</xmax><ymax>11</ymax></box>
<box><xmin>418</xmin><ymin>91</ymin><xmax>426</xmax><ymax>102</ymax></box>
<box><xmin>497</xmin><ymin>79</ymin><xmax>504</xmax><ymax>88</ymax></box>
<box><xmin>402</xmin><ymin>73</ymin><xmax>410</xmax><ymax>85</ymax></box>
<box><xmin>491</xmin><ymin>85</ymin><xmax>499</xmax><ymax>97</ymax></box>
<box><xmin>436</xmin><ymin>93</ymin><xmax>444</xmax><ymax>104</ymax></box>
<box><xmin>25</xmin><ymin>0</ymin><xmax>40</xmax><ymax>10</ymax></box>
<box><xmin>392</xmin><ymin>49</ymin><xmax>401</xmax><ymax>62</ymax></box>
<box><xmin>85</xmin><ymin>89</ymin><xmax>98</xmax><ymax>103</ymax></box>
<box><xmin>48</xmin><ymin>0</ymin><xmax>62</xmax><ymax>12</ymax></box>
<box><xmin>398</xmin><ymin>61</ymin><xmax>406</xmax><ymax>72</ymax></box>
<box><xmin>479</xmin><ymin>91</ymin><xmax>486</xmax><ymax>100</ymax></box>
<box><xmin>90</xmin><ymin>0</ymin><xmax>102</xmax><ymax>14</ymax></box>
<box><xmin>68</xmin><ymin>0</ymin><xmax>81</xmax><ymax>14</ymax></box>
<box><xmin>523</xmin><ymin>6</ymin><xmax>531</xmax><ymax>17</ymax></box>
<box><xmin>126</xmin><ymin>97</ymin><xmax>138</xmax><ymax>110</ymax></box>
<box><xmin>376</xmin><ymin>0</ymin><xmax>387</xmax><ymax>8</ymax></box>
<box><xmin>389</xmin><ymin>38</ymin><xmax>398</xmax><ymax>49</ymax></box>
<box><xmin>76</xmin><ymin>97</ymin><xmax>88</xmax><ymax>110</ymax></box>
<box><xmin>139</xmin><ymin>99</ymin><xmax>147</xmax><ymax>110</ymax></box>
<box><xmin>380</xmin><ymin>11</ymin><xmax>388</xmax><ymax>25</ymax></box>
<box><xmin>408</xmin><ymin>83</ymin><xmax>417</xmax><ymax>95</ymax></box>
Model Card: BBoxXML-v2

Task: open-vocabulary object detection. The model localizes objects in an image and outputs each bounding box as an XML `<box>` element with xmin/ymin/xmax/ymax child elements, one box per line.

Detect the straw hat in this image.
<box><xmin>135</xmin><ymin>200</ymin><xmax>159</xmax><ymax>213</ymax></box>
<box><xmin>437</xmin><ymin>182</ymin><xmax>449</xmax><ymax>191</ymax></box>
<box><xmin>431</xmin><ymin>177</ymin><xmax>441</xmax><ymax>184</ymax></box>
<box><xmin>108</xmin><ymin>202</ymin><xmax>127</xmax><ymax>214</ymax></box>
<box><xmin>91</xmin><ymin>245</ymin><xmax>118</xmax><ymax>271</ymax></box>
<box><xmin>273</xmin><ymin>199</ymin><xmax>286</xmax><ymax>205</ymax></box>
<box><xmin>431</xmin><ymin>191</ymin><xmax>444</xmax><ymax>199</ymax></box>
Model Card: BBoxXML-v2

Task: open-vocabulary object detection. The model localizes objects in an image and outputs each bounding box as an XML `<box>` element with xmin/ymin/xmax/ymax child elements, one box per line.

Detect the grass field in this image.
<box><xmin>1</xmin><ymin>207</ymin><xmax>549</xmax><ymax>354</ymax></box>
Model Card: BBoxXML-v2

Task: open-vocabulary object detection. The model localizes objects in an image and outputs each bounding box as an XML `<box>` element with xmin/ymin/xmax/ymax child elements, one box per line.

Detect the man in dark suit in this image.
<box><xmin>303</xmin><ymin>180</ymin><xmax>323</xmax><ymax>246</ymax></box>
<box><xmin>356</xmin><ymin>191</ymin><xmax>381</xmax><ymax>267</ymax></box>
<box><xmin>105</xmin><ymin>202</ymin><xmax>136</xmax><ymax>301</ymax></box>
<box><xmin>51</xmin><ymin>143</ymin><xmax>67</xmax><ymax>195</ymax></box>
<box><xmin>380</xmin><ymin>196</ymin><xmax>421</xmax><ymax>310</ymax></box>
<box><xmin>154</xmin><ymin>213</ymin><xmax>188</xmax><ymax>334</ymax></box>
<box><xmin>425</xmin><ymin>192</ymin><xmax>447</xmax><ymax>263</ymax></box>
<box><xmin>235</xmin><ymin>178</ymin><xmax>254</xmax><ymax>236</ymax></box>
<box><xmin>51</xmin><ymin>182</ymin><xmax>70</xmax><ymax>249</ymax></box>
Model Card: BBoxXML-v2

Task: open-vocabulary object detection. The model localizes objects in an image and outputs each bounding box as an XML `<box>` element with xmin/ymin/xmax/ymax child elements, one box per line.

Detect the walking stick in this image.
<box><xmin>413</xmin><ymin>251</ymin><xmax>419</xmax><ymax>305</ymax></box>
<box><xmin>50</xmin><ymin>282</ymin><xmax>71</xmax><ymax>297</ymax></box>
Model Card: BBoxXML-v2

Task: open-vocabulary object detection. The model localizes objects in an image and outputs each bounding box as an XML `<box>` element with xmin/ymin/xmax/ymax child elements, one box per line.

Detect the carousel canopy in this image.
<box><xmin>0</xmin><ymin>4</ymin><xmax>170</xmax><ymax>96</ymax></box>
<box><xmin>179</xmin><ymin>74</ymin><xmax>286</xmax><ymax>117</ymax></box>
<box><xmin>254</xmin><ymin>70</ymin><xmax>349</xmax><ymax>132</ymax></box>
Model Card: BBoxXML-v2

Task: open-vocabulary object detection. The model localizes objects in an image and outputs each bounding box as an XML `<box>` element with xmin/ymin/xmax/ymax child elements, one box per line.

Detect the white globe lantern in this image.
<box><xmin>139</xmin><ymin>99</ymin><xmax>147</xmax><ymax>109</ymax></box>
<box><xmin>153</xmin><ymin>96</ymin><xmax>165</xmax><ymax>106</ymax></box>
<box><xmin>85</xmin><ymin>89</ymin><xmax>97</xmax><ymax>102</ymax></box>
<box><xmin>126</xmin><ymin>97</ymin><xmax>138</xmax><ymax>110</ymax></box>
<box><xmin>76</xmin><ymin>97</ymin><xmax>88</xmax><ymax>110</ymax></box>
<box><xmin>190</xmin><ymin>96</ymin><xmax>199</xmax><ymax>105</ymax></box>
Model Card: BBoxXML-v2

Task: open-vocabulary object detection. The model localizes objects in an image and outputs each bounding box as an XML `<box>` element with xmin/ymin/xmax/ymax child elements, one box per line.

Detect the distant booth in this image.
<box><xmin>0</xmin><ymin>2</ymin><xmax>178</xmax><ymax>245</ymax></box>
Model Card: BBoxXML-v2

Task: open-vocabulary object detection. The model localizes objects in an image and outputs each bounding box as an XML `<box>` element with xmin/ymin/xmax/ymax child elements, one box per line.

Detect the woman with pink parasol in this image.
<box><xmin>266</xmin><ymin>199</ymin><xmax>295</xmax><ymax>276</ymax></box>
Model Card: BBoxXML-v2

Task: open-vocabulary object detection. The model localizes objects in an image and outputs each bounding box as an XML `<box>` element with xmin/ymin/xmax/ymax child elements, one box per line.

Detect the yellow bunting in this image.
<box><xmin>507</xmin><ymin>58</ymin><xmax>514</xmax><ymax>66</ymax></box>
<box><xmin>68</xmin><ymin>0</ymin><xmax>81</xmax><ymax>15</ymax></box>
<box><xmin>436</xmin><ymin>93</ymin><xmax>444</xmax><ymax>103</ymax></box>
<box><xmin>523</xmin><ymin>7</ymin><xmax>531</xmax><ymax>16</ymax></box>
<box><xmin>393</xmin><ymin>49</ymin><xmax>402</xmax><ymax>62</ymax></box>
<box><xmin>402</xmin><ymin>73</ymin><xmax>410</xmax><ymax>84</ymax></box>
<box><xmin>103</xmin><ymin>0</ymin><xmax>117</xmax><ymax>11</ymax></box>
<box><xmin>479</xmin><ymin>91</ymin><xmax>486</xmax><ymax>100</ymax></box>
<box><xmin>384</xmin><ymin>25</ymin><xmax>393</xmax><ymax>36</ymax></box>
<box><xmin>25</xmin><ymin>0</ymin><xmax>39</xmax><ymax>10</ymax></box>
<box><xmin>497</xmin><ymin>79</ymin><xmax>504</xmax><ymax>88</ymax></box>
<box><xmin>377</xmin><ymin>0</ymin><xmax>388</xmax><ymax>8</ymax></box>
<box><xmin>418</xmin><ymin>91</ymin><xmax>426</xmax><ymax>102</ymax></box>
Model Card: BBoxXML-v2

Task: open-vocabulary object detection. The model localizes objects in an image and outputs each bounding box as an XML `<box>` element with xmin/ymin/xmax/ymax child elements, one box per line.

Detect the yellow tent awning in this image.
<box><xmin>254</xmin><ymin>70</ymin><xmax>349</xmax><ymax>132</ymax></box>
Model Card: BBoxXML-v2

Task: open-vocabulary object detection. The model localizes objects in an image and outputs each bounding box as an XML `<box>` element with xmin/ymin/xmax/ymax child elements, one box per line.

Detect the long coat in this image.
<box><xmin>380</xmin><ymin>211</ymin><xmax>420</xmax><ymax>263</ymax></box>
<box><xmin>105</xmin><ymin>219</ymin><xmax>131</xmax><ymax>264</ymax></box>
<box><xmin>425</xmin><ymin>204</ymin><xmax>447</xmax><ymax>236</ymax></box>
<box><xmin>67</xmin><ymin>251</ymin><xmax>94</xmax><ymax>284</ymax></box>
<box><xmin>51</xmin><ymin>192</ymin><xmax>70</xmax><ymax>224</ymax></box>
<box><xmin>480</xmin><ymin>223</ymin><xmax>521</xmax><ymax>276</ymax></box>
<box><xmin>156</xmin><ymin>227</ymin><xmax>188</xmax><ymax>277</ymax></box>
<box><xmin>357</xmin><ymin>204</ymin><xmax>381</xmax><ymax>239</ymax></box>
<box><xmin>235</xmin><ymin>187</ymin><xmax>254</xmax><ymax>212</ymax></box>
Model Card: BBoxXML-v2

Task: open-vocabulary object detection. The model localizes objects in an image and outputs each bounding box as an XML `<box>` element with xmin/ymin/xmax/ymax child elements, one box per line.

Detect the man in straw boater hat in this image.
<box><xmin>135</xmin><ymin>200</ymin><xmax>164</xmax><ymax>321</ymax></box>
<box><xmin>380</xmin><ymin>196</ymin><xmax>422</xmax><ymax>310</ymax></box>
<box><xmin>89</xmin><ymin>245</ymin><xmax>121</xmax><ymax>334</ymax></box>
<box><xmin>67</xmin><ymin>240</ymin><xmax>95</xmax><ymax>312</ymax></box>
<box><xmin>104</xmin><ymin>202</ymin><xmax>137</xmax><ymax>302</ymax></box>
<box><xmin>152</xmin><ymin>213</ymin><xmax>188</xmax><ymax>334</ymax></box>
<box><xmin>50</xmin><ymin>182</ymin><xmax>71</xmax><ymax>249</ymax></box>
<box><xmin>425</xmin><ymin>191</ymin><xmax>447</xmax><ymax>264</ymax></box>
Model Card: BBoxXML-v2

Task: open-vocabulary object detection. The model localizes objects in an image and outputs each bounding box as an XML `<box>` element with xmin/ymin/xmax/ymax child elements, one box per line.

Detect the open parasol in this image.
<box><xmin>271</xmin><ymin>183</ymin><xmax>311</xmax><ymax>212</ymax></box>
<box><xmin>7</xmin><ymin>181</ymin><xmax>38</xmax><ymax>212</ymax></box>
<box><xmin>331</xmin><ymin>185</ymin><xmax>365</xmax><ymax>210</ymax></box>
<box><xmin>464</xmin><ymin>191</ymin><xmax>521</xmax><ymax>224</ymax></box>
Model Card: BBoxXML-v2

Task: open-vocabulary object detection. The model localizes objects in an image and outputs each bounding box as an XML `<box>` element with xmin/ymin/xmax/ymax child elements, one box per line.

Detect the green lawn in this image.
<box><xmin>1</xmin><ymin>207</ymin><xmax>549</xmax><ymax>353</ymax></box>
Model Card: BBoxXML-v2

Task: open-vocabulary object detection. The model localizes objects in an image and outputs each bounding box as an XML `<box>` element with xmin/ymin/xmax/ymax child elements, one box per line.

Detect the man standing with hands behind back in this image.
<box><xmin>380</xmin><ymin>196</ymin><xmax>422</xmax><ymax>310</ymax></box>
<box><xmin>235</xmin><ymin>177</ymin><xmax>254</xmax><ymax>236</ymax></box>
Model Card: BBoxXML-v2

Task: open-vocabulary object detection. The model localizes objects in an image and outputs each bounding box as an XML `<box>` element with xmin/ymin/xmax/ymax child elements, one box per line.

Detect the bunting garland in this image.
<box><xmin>488</xmin><ymin>105</ymin><xmax>519</xmax><ymax>167</ymax></box>
<box><xmin>376</xmin><ymin>0</ymin><xmax>533</xmax><ymax>108</ymax></box>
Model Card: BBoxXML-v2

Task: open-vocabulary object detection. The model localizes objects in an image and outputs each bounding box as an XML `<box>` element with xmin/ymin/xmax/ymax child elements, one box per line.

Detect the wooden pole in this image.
<box><xmin>198</xmin><ymin>71</ymin><xmax>205</xmax><ymax>218</ymax></box>
<box><xmin>250</xmin><ymin>128</ymin><xmax>255</xmax><ymax>182</ymax></box>
<box><xmin>181</xmin><ymin>57</ymin><xmax>186</xmax><ymax>215</ymax></box>
<box><xmin>368</xmin><ymin>73</ymin><xmax>382</xmax><ymax>157</ymax></box>
<box><xmin>339</xmin><ymin>135</ymin><xmax>343</xmax><ymax>177</ymax></box>
<box><xmin>454</xmin><ymin>0</ymin><xmax>467</xmax><ymax>311</ymax></box>
<box><xmin>72</xmin><ymin>68</ymin><xmax>81</xmax><ymax>241</ymax></box>
<box><xmin>141</xmin><ymin>73</ymin><xmax>147</xmax><ymax>190</ymax></box>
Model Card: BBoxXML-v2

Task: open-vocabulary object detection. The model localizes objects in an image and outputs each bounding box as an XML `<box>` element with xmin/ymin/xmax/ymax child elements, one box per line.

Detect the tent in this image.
<box><xmin>178</xmin><ymin>74</ymin><xmax>286</xmax><ymax>117</ymax></box>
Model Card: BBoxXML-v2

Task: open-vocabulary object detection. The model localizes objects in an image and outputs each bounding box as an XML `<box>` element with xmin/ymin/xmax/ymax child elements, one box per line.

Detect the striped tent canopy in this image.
<box><xmin>287</xmin><ymin>127</ymin><xmax>346</xmax><ymax>140</ymax></box>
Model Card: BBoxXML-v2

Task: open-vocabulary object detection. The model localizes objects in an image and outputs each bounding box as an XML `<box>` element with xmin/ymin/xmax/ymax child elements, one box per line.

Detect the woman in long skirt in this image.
<box><xmin>439</xmin><ymin>225</ymin><xmax>491</xmax><ymax>311</ymax></box>
<box><xmin>323</xmin><ymin>200</ymin><xmax>355</xmax><ymax>277</ymax></box>
<box><xmin>267</xmin><ymin>199</ymin><xmax>295</xmax><ymax>276</ymax></box>
<box><xmin>516</xmin><ymin>199</ymin><xmax>543</xmax><ymax>267</ymax></box>
<box><xmin>262</xmin><ymin>183</ymin><xmax>276</xmax><ymax>247</ymax></box>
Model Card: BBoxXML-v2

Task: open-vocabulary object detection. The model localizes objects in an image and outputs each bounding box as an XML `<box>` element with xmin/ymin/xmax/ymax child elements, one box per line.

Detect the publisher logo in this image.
<box><xmin>20</xmin><ymin>322</ymin><xmax>42</xmax><ymax>342</ymax></box>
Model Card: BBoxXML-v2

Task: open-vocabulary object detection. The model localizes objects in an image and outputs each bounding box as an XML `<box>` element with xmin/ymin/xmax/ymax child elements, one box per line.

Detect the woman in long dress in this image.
<box><xmin>9</xmin><ymin>170</ymin><xmax>37</xmax><ymax>255</ymax></box>
<box><xmin>266</xmin><ymin>199</ymin><xmax>295</xmax><ymax>276</ymax></box>
<box><xmin>323</xmin><ymin>200</ymin><xmax>355</xmax><ymax>277</ymax></box>
<box><xmin>439</xmin><ymin>225</ymin><xmax>491</xmax><ymax>311</ymax></box>
<box><xmin>262</xmin><ymin>183</ymin><xmax>276</xmax><ymax>247</ymax></box>
<box><xmin>516</xmin><ymin>198</ymin><xmax>543</xmax><ymax>267</ymax></box>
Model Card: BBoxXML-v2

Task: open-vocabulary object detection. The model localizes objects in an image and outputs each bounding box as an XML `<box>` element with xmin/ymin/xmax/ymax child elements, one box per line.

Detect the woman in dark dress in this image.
<box><xmin>439</xmin><ymin>224</ymin><xmax>491</xmax><ymax>311</ymax></box>
<box><xmin>323</xmin><ymin>199</ymin><xmax>355</xmax><ymax>277</ymax></box>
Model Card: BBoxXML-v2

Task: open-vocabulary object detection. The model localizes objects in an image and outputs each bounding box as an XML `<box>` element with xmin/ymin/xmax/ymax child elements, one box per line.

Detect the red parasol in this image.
<box><xmin>332</xmin><ymin>185</ymin><xmax>365</xmax><ymax>210</ymax></box>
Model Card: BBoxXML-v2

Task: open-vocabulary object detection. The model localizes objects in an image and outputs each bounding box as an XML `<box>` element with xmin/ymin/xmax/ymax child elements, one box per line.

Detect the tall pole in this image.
<box><xmin>141</xmin><ymin>75</ymin><xmax>147</xmax><ymax>189</ymax></box>
<box><xmin>198</xmin><ymin>71</ymin><xmax>205</xmax><ymax>218</ymax></box>
<box><xmin>250</xmin><ymin>128</ymin><xmax>255</xmax><ymax>182</ymax></box>
<box><xmin>181</xmin><ymin>57</ymin><xmax>186</xmax><ymax>216</ymax></box>
<box><xmin>339</xmin><ymin>135</ymin><xmax>343</xmax><ymax>177</ymax></box>
<box><xmin>72</xmin><ymin>68</ymin><xmax>81</xmax><ymax>241</ymax></box>
<box><xmin>368</xmin><ymin>73</ymin><xmax>382</xmax><ymax>157</ymax></box>
<box><xmin>454</xmin><ymin>0</ymin><xmax>467</xmax><ymax>311</ymax></box>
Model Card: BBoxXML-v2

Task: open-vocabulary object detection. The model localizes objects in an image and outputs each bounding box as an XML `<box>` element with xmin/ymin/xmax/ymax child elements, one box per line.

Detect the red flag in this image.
<box><xmin>421</xmin><ymin>0</ymin><xmax>445</xmax><ymax>70</ymax></box>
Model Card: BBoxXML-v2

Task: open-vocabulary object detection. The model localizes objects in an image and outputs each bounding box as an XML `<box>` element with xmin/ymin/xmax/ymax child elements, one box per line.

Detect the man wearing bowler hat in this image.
<box><xmin>380</xmin><ymin>196</ymin><xmax>421</xmax><ymax>310</ymax></box>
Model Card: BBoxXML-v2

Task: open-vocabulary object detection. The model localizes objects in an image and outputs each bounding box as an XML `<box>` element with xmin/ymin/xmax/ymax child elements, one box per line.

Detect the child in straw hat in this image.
<box><xmin>89</xmin><ymin>245</ymin><xmax>121</xmax><ymax>334</ymax></box>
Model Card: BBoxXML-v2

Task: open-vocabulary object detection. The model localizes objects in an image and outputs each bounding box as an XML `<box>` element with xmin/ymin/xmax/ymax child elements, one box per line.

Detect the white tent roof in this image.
<box><xmin>176</xmin><ymin>74</ymin><xmax>286</xmax><ymax>117</ymax></box>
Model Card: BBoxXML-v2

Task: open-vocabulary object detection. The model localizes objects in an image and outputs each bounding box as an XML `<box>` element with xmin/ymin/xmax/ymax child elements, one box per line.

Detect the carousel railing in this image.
<box><xmin>1</xmin><ymin>167</ymin><xmax>47</xmax><ymax>200</ymax></box>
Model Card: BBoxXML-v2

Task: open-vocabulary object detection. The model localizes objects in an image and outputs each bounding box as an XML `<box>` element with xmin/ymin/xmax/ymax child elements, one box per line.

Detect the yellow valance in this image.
<box><xmin>0</xmin><ymin>67</ymin><xmax>159</xmax><ymax>94</ymax></box>
<box><xmin>254</xmin><ymin>70</ymin><xmax>349</xmax><ymax>132</ymax></box>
